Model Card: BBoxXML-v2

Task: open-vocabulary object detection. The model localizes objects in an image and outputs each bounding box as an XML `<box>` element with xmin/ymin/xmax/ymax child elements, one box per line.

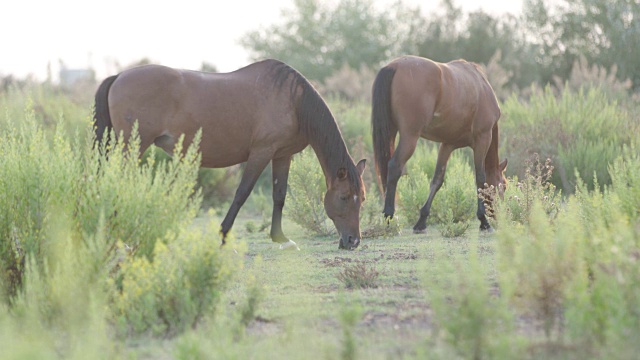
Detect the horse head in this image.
<box><xmin>324</xmin><ymin>159</ymin><xmax>367</xmax><ymax>250</ymax></box>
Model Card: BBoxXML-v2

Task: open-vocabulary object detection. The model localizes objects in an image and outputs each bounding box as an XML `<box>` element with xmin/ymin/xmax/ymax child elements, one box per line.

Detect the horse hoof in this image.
<box><xmin>413</xmin><ymin>228</ymin><xmax>427</xmax><ymax>234</ymax></box>
<box><xmin>279</xmin><ymin>240</ymin><xmax>300</xmax><ymax>251</ymax></box>
<box><xmin>480</xmin><ymin>226</ymin><xmax>494</xmax><ymax>233</ymax></box>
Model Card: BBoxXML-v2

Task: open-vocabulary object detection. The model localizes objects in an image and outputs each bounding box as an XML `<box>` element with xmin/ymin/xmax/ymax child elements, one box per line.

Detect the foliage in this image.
<box><xmin>396</xmin><ymin>145</ymin><xmax>438</xmax><ymax>226</ymax></box>
<box><xmin>241</xmin><ymin>0</ymin><xmax>425</xmax><ymax>81</ymax></box>
<box><xmin>482</xmin><ymin>154</ymin><xmax>561</xmax><ymax>227</ymax></box>
<box><xmin>285</xmin><ymin>148</ymin><xmax>335</xmax><ymax>236</ymax></box>
<box><xmin>0</xmin><ymin>218</ymin><xmax>115</xmax><ymax>359</ymax></box>
<box><xmin>438</xmin><ymin>210</ymin><xmax>471</xmax><ymax>238</ymax></box>
<box><xmin>426</xmin><ymin>239</ymin><xmax>520</xmax><ymax>359</ymax></box>
<box><xmin>338</xmin><ymin>302</ymin><xmax>362</xmax><ymax>360</ymax></box>
<box><xmin>336</xmin><ymin>261</ymin><xmax>380</xmax><ymax>289</ymax></box>
<box><xmin>501</xmin><ymin>85</ymin><xmax>635</xmax><ymax>193</ymax></box>
<box><xmin>112</xmin><ymin>219</ymin><xmax>242</xmax><ymax>337</ymax></box>
<box><xmin>397</xmin><ymin>147</ymin><xmax>476</xmax><ymax>229</ymax></box>
<box><xmin>608</xmin><ymin>144</ymin><xmax>640</xmax><ymax>220</ymax></box>
<box><xmin>498</xmin><ymin>201</ymin><xmax>587</xmax><ymax>340</ymax></box>
<box><xmin>523</xmin><ymin>0</ymin><xmax>640</xmax><ymax>90</ymax></box>
<box><xmin>417</xmin><ymin>0</ymin><xmax>539</xmax><ymax>90</ymax></box>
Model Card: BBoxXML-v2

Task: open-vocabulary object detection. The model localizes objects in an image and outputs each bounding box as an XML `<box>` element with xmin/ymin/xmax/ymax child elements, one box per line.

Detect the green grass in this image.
<box><xmin>147</xmin><ymin>213</ymin><xmax>497</xmax><ymax>359</ymax></box>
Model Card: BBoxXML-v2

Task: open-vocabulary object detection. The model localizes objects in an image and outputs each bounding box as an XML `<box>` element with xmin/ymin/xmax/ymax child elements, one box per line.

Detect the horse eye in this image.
<box><xmin>340</xmin><ymin>195</ymin><xmax>349</xmax><ymax>201</ymax></box>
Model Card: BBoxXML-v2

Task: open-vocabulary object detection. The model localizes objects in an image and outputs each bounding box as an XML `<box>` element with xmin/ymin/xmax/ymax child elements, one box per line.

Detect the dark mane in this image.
<box><xmin>267</xmin><ymin>60</ymin><xmax>362</xmax><ymax>193</ymax></box>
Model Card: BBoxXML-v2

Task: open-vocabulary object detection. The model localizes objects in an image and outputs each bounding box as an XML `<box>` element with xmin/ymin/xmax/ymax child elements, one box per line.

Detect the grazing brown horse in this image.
<box><xmin>372</xmin><ymin>56</ymin><xmax>507</xmax><ymax>232</ymax></box>
<box><xmin>94</xmin><ymin>59</ymin><xmax>366</xmax><ymax>250</ymax></box>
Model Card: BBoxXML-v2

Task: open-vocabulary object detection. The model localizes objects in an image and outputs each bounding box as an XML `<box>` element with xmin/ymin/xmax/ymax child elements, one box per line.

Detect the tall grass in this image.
<box><xmin>501</xmin><ymin>85</ymin><xmax>637</xmax><ymax>193</ymax></box>
<box><xmin>0</xmin><ymin>108</ymin><xmax>242</xmax><ymax>351</ymax></box>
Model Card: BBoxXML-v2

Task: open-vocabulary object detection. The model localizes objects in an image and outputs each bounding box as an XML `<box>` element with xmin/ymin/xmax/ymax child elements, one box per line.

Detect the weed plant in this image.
<box><xmin>501</xmin><ymin>85</ymin><xmax>636</xmax><ymax>193</ymax></box>
<box><xmin>481</xmin><ymin>154</ymin><xmax>561</xmax><ymax>227</ymax></box>
<box><xmin>426</xmin><ymin>239</ymin><xmax>520</xmax><ymax>359</ymax></box>
<box><xmin>336</xmin><ymin>261</ymin><xmax>380</xmax><ymax>289</ymax></box>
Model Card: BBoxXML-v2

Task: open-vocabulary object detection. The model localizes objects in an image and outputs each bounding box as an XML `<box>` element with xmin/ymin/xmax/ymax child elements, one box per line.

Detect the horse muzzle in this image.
<box><xmin>339</xmin><ymin>236</ymin><xmax>360</xmax><ymax>250</ymax></box>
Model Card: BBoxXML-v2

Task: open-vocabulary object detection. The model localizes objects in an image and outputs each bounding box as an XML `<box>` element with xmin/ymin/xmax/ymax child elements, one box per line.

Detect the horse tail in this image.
<box><xmin>93</xmin><ymin>75</ymin><xmax>119</xmax><ymax>149</ymax></box>
<box><xmin>371</xmin><ymin>66</ymin><xmax>397</xmax><ymax>194</ymax></box>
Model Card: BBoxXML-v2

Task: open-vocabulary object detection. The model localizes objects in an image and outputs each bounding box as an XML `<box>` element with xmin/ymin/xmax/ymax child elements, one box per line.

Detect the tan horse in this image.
<box><xmin>372</xmin><ymin>56</ymin><xmax>507</xmax><ymax>232</ymax></box>
<box><xmin>94</xmin><ymin>59</ymin><xmax>366</xmax><ymax>250</ymax></box>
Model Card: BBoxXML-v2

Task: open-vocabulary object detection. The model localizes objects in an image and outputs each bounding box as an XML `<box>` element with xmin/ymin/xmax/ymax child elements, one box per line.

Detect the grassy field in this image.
<box><xmin>1</xmin><ymin>84</ymin><xmax>638</xmax><ymax>359</ymax></box>
<box><xmin>116</xmin><ymin>212</ymin><xmax>509</xmax><ymax>360</ymax></box>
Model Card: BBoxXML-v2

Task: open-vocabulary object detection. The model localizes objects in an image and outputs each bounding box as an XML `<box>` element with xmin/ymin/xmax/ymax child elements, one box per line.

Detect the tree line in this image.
<box><xmin>242</xmin><ymin>0</ymin><xmax>640</xmax><ymax>92</ymax></box>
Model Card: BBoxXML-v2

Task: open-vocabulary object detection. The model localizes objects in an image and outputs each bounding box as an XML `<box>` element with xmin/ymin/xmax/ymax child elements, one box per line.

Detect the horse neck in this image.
<box><xmin>297</xmin><ymin>85</ymin><xmax>354</xmax><ymax>185</ymax></box>
<box><xmin>308</xmin><ymin>122</ymin><xmax>352</xmax><ymax>184</ymax></box>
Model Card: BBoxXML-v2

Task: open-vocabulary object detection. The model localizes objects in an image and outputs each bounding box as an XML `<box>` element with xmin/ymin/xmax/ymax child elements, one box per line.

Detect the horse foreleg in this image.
<box><xmin>220</xmin><ymin>154</ymin><xmax>271</xmax><ymax>245</ymax></box>
<box><xmin>383</xmin><ymin>134</ymin><xmax>419</xmax><ymax>219</ymax></box>
<box><xmin>270</xmin><ymin>156</ymin><xmax>298</xmax><ymax>250</ymax></box>
<box><xmin>413</xmin><ymin>143</ymin><xmax>455</xmax><ymax>233</ymax></box>
<box><xmin>473</xmin><ymin>134</ymin><xmax>493</xmax><ymax>231</ymax></box>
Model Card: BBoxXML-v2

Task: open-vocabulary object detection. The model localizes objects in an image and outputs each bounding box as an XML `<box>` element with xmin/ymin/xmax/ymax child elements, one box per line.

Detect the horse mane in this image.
<box><xmin>268</xmin><ymin>60</ymin><xmax>362</xmax><ymax>192</ymax></box>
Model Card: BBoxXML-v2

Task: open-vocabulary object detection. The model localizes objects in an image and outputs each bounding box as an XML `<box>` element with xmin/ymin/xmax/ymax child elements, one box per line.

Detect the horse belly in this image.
<box><xmin>198</xmin><ymin>131</ymin><xmax>252</xmax><ymax>168</ymax></box>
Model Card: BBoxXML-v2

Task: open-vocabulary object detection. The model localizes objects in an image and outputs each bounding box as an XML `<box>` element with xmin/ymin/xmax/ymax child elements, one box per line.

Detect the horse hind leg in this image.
<box><xmin>413</xmin><ymin>143</ymin><xmax>455</xmax><ymax>233</ymax></box>
<box><xmin>472</xmin><ymin>132</ymin><xmax>493</xmax><ymax>231</ymax></box>
<box><xmin>383</xmin><ymin>132</ymin><xmax>420</xmax><ymax>219</ymax></box>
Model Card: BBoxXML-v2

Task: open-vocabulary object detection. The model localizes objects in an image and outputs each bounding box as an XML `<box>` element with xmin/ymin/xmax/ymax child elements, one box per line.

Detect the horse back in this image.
<box><xmin>107</xmin><ymin>62</ymin><xmax>302</xmax><ymax>167</ymax></box>
<box><xmin>388</xmin><ymin>56</ymin><xmax>499</xmax><ymax>145</ymax></box>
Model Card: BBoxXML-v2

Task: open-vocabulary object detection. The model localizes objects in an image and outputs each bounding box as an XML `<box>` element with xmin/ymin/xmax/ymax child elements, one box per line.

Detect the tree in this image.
<box><xmin>240</xmin><ymin>0</ymin><xmax>425</xmax><ymax>82</ymax></box>
<box><xmin>417</xmin><ymin>0</ymin><xmax>541</xmax><ymax>89</ymax></box>
<box><xmin>523</xmin><ymin>0</ymin><xmax>640</xmax><ymax>89</ymax></box>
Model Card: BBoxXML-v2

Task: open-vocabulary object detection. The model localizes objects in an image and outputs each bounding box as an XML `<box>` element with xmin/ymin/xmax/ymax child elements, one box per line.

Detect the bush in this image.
<box><xmin>482</xmin><ymin>154</ymin><xmax>561</xmax><ymax>227</ymax></box>
<box><xmin>285</xmin><ymin>148</ymin><xmax>335</xmax><ymax>236</ymax></box>
<box><xmin>0</xmin><ymin>109</ymin><xmax>204</xmax><ymax>308</ymax></box>
<box><xmin>396</xmin><ymin>145</ymin><xmax>438</xmax><ymax>226</ymax></box>
<box><xmin>608</xmin><ymin>144</ymin><xmax>640</xmax><ymax>221</ymax></box>
<box><xmin>286</xmin><ymin>147</ymin><xmax>400</xmax><ymax>239</ymax></box>
<box><xmin>426</xmin><ymin>240</ymin><xmax>520</xmax><ymax>359</ymax></box>
<box><xmin>112</xmin><ymin>219</ymin><xmax>242</xmax><ymax>337</ymax></box>
<box><xmin>497</xmin><ymin>201</ymin><xmax>587</xmax><ymax>340</ymax></box>
<box><xmin>79</xmin><ymin>126</ymin><xmax>202</xmax><ymax>260</ymax></box>
<box><xmin>501</xmin><ymin>86</ymin><xmax>635</xmax><ymax>193</ymax></box>
<box><xmin>0</xmin><ymin>216</ymin><xmax>114</xmax><ymax>359</ymax></box>
<box><xmin>397</xmin><ymin>148</ymin><xmax>476</xmax><ymax>228</ymax></box>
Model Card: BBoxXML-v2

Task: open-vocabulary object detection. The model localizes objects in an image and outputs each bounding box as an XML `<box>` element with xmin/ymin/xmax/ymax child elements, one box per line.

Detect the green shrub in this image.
<box><xmin>285</xmin><ymin>148</ymin><xmax>335</xmax><ymax>236</ymax></box>
<box><xmin>426</xmin><ymin>239</ymin><xmax>520</xmax><ymax>359</ymax></box>
<box><xmin>568</xmin><ymin>160</ymin><xmax>640</xmax><ymax>354</ymax></box>
<box><xmin>112</xmin><ymin>218</ymin><xmax>243</xmax><ymax>337</ymax></box>
<box><xmin>338</xmin><ymin>302</ymin><xmax>363</xmax><ymax>360</ymax></box>
<box><xmin>430</xmin><ymin>156</ymin><xmax>476</xmax><ymax>225</ymax></box>
<box><xmin>0</xmin><ymin>111</ymin><xmax>85</xmax><ymax>298</ymax></box>
<box><xmin>396</xmin><ymin>146</ymin><xmax>438</xmax><ymax>226</ymax></box>
<box><xmin>0</xmin><ymin>109</ymin><xmax>203</xmax><ymax>304</ymax></box>
<box><xmin>397</xmin><ymin>148</ymin><xmax>476</xmax><ymax>228</ymax></box>
<box><xmin>501</xmin><ymin>86</ymin><xmax>634</xmax><ymax>193</ymax></box>
<box><xmin>497</xmin><ymin>201</ymin><xmax>586</xmax><ymax>340</ymax></box>
<box><xmin>438</xmin><ymin>210</ymin><xmax>471</xmax><ymax>238</ymax></box>
<box><xmin>608</xmin><ymin>144</ymin><xmax>640</xmax><ymax>220</ymax></box>
<box><xmin>80</xmin><ymin>126</ymin><xmax>202</xmax><ymax>260</ymax></box>
<box><xmin>484</xmin><ymin>154</ymin><xmax>561</xmax><ymax>227</ymax></box>
<box><xmin>0</xmin><ymin>215</ymin><xmax>114</xmax><ymax>359</ymax></box>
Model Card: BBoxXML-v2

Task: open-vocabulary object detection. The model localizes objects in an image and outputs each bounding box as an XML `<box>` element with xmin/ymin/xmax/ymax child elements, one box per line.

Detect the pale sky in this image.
<box><xmin>1</xmin><ymin>0</ymin><xmax>522</xmax><ymax>81</ymax></box>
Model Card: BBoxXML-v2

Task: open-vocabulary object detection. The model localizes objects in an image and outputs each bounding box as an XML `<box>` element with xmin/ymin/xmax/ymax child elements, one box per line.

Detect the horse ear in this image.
<box><xmin>499</xmin><ymin>158</ymin><xmax>508</xmax><ymax>172</ymax></box>
<box><xmin>356</xmin><ymin>159</ymin><xmax>366</xmax><ymax>176</ymax></box>
<box><xmin>337</xmin><ymin>167</ymin><xmax>347</xmax><ymax>180</ymax></box>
